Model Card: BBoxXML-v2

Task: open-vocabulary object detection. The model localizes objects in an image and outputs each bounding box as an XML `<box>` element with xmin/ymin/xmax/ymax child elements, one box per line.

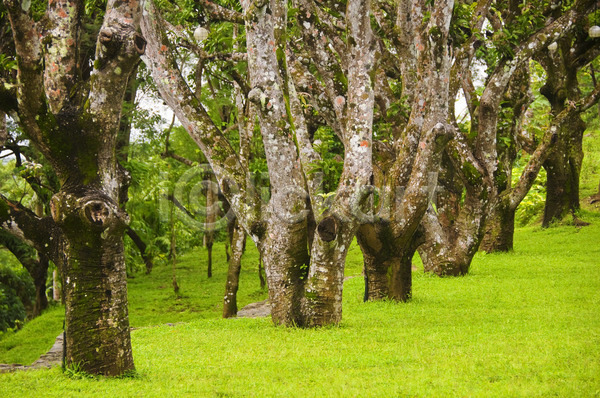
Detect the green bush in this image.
<box><xmin>0</xmin><ymin>265</ymin><xmax>35</xmax><ymax>332</ymax></box>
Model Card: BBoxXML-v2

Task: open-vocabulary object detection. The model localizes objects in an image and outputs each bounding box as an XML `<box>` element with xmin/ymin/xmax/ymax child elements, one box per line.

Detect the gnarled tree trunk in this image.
<box><xmin>142</xmin><ymin>0</ymin><xmax>375</xmax><ymax>327</ymax></box>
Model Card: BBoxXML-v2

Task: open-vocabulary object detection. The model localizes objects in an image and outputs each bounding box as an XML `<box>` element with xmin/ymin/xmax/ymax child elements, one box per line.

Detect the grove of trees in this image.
<box><xmin>1</xmin><ymin>0</ymin><xmax>599</xmax><ymax>376</ymax></box>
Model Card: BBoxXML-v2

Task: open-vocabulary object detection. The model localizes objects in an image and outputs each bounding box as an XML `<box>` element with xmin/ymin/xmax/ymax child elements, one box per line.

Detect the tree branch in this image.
<box><xmin>44</xmin><ymin>0</ymin><xmax>82</xmax><ymax>114</ymax></box>
<box><xmin>508</xmin><ymin>81</ymin><xmax>600</xmax><ymax>209</ymax></box>
<box><xmin>141</xmin><ymin>0</ymin><xmax>261</xmax><ymax>231</ymax></box>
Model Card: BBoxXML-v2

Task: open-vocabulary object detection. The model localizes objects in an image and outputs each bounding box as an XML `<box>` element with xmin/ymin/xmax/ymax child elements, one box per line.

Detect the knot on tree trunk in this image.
<box><xmin>51</xmin><ymin>191</ymin><xmax>129</xmax><ymax>235</ymax></box>
<box><xmin>247</xmin><ymin>87</ymin><xmax>269</xmax><ymax>110</ymax></box>
<box><xmin>317</xmin><ymin>216</ymin><xmax>338</xmax><ymax>242</ymax></box>
<box><xmin>96</xmin><ymin>24</ymin><xmax>146</xmax><ymax>68</ymax></box>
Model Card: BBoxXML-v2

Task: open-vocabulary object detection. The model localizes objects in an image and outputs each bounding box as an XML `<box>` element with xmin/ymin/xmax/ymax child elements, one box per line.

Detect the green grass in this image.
<box><xmin>1</xmin><ymin>217</ymin><xmax>599</xmax><ymax>397</ymax></box>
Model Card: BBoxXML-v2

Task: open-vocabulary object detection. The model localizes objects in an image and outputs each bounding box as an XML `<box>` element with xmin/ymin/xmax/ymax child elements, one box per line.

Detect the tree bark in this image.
<box><xmin>57</xmin><ymin>195</ymin><xmax>133</xmax><ymax>375</ymax></box>
<box><xmin>358</xmin><ymin>224</ymin><xmax>424</xmax><ymax>302</ymax></box>
<box><xmin>480</xmin><ymin>200</ymin><xmax>516</xmax><ymax>253</ymax></box>
<box><xmin>417</xmin><ymin>0</ymin><xmax>595</xmax><ymax>271</ymax></box>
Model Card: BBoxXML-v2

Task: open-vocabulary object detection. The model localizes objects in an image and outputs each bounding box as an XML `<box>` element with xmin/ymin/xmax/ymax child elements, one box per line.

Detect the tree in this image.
<box><xmin>354</xmin><ymin>0</ymin><xmax>455</xmax><ymax>301</ymax></box>
<box><xmin>537</xmin><ymin>20</ymin><xmax>600</xmax><ymax>227</ymax></box>
<box><xmin>418</xmin><ymin>0</ymin><xmax>597</xmax><ymax>274</ymax></box>
<box><xmin>142</xmin><ymin>0</ymin><xmax>376</xmax><ymax>326</ymax></box>
<box><xmin>0</xmin><ymin>0</ymin><xmax>145</xmax><ymax>375</ymax></box>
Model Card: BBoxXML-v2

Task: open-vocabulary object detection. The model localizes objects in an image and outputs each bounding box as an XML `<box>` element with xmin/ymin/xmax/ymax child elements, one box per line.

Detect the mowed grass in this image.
<box><xmin>0</xmin><ymin>213</ymin><xmax>599</xmax><ymax>397</ymax></box>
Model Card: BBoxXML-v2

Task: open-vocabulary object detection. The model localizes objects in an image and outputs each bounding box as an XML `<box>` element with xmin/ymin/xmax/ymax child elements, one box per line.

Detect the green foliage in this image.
<box><xmin>123</xmin><ymin>135</ymin><xmax>206</xmax><ymax>273</ymax></box>
<box><xmin>475</xmin><ymin>1</ymin><xmax>555</xmax><ymax>74</ymax></box>
<box><xmin>0</xmin><ymin>161</ymin><xmax>34</xmax><ymax>208</ymax></box>
<box><xmin>0</xmin><ymin>53</ymin><xmax>17</xmax><ymax>73</ymax></box>
<box><xmin>307</xmin><ymin>127</ymin><xmax>344</xmax><ymax>194</ymax></box>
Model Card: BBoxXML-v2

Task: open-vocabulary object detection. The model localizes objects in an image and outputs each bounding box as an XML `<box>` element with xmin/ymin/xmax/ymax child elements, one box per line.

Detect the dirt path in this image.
<box><xmin>0</xmin><ymin>333</ymin><xmax>63</xmax><ymax>374</ymax></box>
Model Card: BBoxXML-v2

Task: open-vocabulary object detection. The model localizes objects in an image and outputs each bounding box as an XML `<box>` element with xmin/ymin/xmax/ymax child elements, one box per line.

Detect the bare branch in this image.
<box><xmin>44</xmin><ymin>0</ymin><xmax>82</xmax><ymax>114</ymax></box>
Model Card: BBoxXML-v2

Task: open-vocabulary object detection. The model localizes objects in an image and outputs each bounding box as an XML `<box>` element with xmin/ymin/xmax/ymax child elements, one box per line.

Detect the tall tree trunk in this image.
<box><xmin>169</xmin><ymin>200</ymin><xmax>179</xmax><ymax>293</ymax></box>
<box><xmin>31</xmin><ymin>254</ymin><xmax>49</xmax><ymax>317</ymax></box>
<box><xmin>204</xmin><ymin>177</ymin><xmax>216</xmax><ymax>278</ymax></box>
<box><xmin>537</xmin><ymin>33</ymin><xmax>591</xmax><ymax>227</ymax></box>
<box><xmin>542</xmin><ymin>126</ymin><xmax>584</xmax><ymax>226</ymax></box>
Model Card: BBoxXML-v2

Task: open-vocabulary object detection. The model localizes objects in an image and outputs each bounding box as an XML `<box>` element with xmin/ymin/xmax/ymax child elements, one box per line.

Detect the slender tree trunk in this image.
<box><xmin>206</xmin><ymin>242</ymin><xmax>213</xmax><ymax>279</ymax></box>
<box><xmin>31</xmin><ymin>254</ymin><xmax>49</xmax><ymax>317</ymax></box>
<box><xmin>53</xmin><ymin>269</ymin><xmax>61</xmax><ymax>302</ymax></box>
<box><xmin>223</xmin><ymin>220</ymin><xmax>246</xmax><ymax>318</ymax></box>
<box><xmin>126</xmin><ymin>227</ymin><xmax>153</xmax><ymax>274</ymax></box>
<box><xmin>169</xmin><ymin>201</ymin><xmax>179</xmax><ymax>293</ymax></box>
<box><xmin>204</xmin><ymin>175</ymin><xmax>217</xmax><ymax>278</ymax></box>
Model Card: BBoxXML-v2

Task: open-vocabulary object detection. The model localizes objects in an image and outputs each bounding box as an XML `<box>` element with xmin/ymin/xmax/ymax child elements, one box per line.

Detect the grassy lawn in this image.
<box><xmin>1</xmin><ymin>126</ymin><xmax>599</xmax><ymax>396</ymax></box>
<box><xmin>0</xmin><ymin>213</ymin><xmax>599</xmax><ymax>397</ymax></box>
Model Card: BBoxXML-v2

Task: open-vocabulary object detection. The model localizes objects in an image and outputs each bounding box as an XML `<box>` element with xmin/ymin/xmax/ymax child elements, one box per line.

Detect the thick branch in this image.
<box><xmin>3</xmin><ymin>0</ymin><xmax>46</xmax><ymax>152</ymax></box>
<box><xmin>392</xmin><ymin>123</ymin><xmax>451</xmax><ymax>238</ymax></box>
<box><xmin>44</xmin><ymin>0</ymin><xmax>82</xmax><ymax>114</ymax></box>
